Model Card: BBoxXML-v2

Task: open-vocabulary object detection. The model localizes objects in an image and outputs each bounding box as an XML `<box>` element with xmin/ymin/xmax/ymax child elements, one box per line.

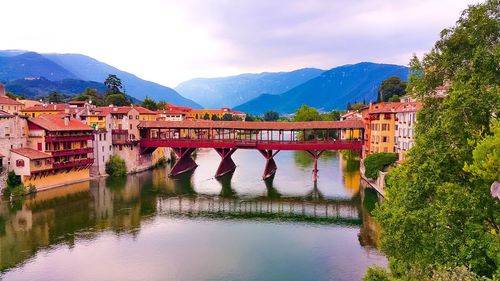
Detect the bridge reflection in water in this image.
<box><xmin>0</xmin><ymin>151</ymin><xmax>382</xmax><ymax>276</ymax></box>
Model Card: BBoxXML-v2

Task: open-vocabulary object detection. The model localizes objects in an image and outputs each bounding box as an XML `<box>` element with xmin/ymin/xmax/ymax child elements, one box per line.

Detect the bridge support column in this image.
<box><xmin>169</xmin><ymin>147</ymin><xmax>198</xmax><ymax>177</ymax></box>
<box><xmin>306</xmin><ymin>150</ymin><xmax>326</xmax><ymax>181</ymax></box>
<box><xmin>259</xmin><ymin>150</ymin><xmax>280</xmax><ymax>180</ymax></box>
<box><xmin>214</xmin><ymin>148</ymin><xmax>237</xmax><ymax>177</ymax></box>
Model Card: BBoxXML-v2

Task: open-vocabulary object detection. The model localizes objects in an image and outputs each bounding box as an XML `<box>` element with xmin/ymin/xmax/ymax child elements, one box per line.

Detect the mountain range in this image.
<box><xmin>0</xmin><ymin>51</ymin><xmax>202</xmax><ymax>108</ymax></box>
<box><xmin>175</xmin><ymin>68</ymin><xmax>324</xmax><ymax>108</ymax></box>
<box><xmin>234</xmin><ymin>62</ymin><xmax>409</xmax><ymax>114</ymax></box>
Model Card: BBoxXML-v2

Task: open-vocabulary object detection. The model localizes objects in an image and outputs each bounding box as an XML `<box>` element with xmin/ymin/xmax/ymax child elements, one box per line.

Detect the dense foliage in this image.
<box><xmin>105</xmin><ymin>155</ymin><xmax>127</xmax><ymax>177</ymax></box>
<box><xmin>369</xmin><ymin>1</ymin><xmax>500</xmax><ymax>279</ymax></box>
<box><xmin>263</xmin><ymin>111</ymin><xmax>279</xmax><ymax>121</ymax></box>
<box><xmin>377</xmin><ymin>76</ymin><xmax>407</xmax><ymax>102</ymax></box>
<box><xmin>363</xmin><ymin>153</ymin><xmax>397</xmax><ymax>179</ymax></box>
<box><xmin>2</xmin><ymin>171</ymin><xmax>26</xmax><ymax>197</ymax></box>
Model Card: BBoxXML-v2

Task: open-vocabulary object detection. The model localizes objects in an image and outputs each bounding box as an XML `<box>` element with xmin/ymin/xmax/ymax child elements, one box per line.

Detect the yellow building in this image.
<box><xmin>0</xmin><ymin>84</ymin><xmax>24</xmax><ymax>114</ymax></box>
<box><xmin>135</xmin><ymin>106</ymin><xmax>157</xmax><ymax>121</ymax></box>
<box><xmin>340</xmin><ymin>111</ymin><xmax>363</xmax><ymax>140</ymax></box>
<box><xmin>188</xmin><ymin>107</ymin><xmax>246</xmax><ymax>121</ymax></box>
<box><xmin>367</xmin><ymin>102</ymin><xmax>399</xmax><ymax>154</ymax></box>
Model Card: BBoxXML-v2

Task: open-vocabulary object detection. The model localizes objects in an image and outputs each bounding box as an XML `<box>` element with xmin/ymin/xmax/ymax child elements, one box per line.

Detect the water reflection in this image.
<box><xmin>0</xmin><ymin>150</ymin><xmax>386</xmax><ymax>281</ymax></box>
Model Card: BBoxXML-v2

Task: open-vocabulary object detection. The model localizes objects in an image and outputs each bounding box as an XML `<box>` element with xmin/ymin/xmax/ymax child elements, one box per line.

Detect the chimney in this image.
<box><xmin>0</xmin><ymin>83</ymin><xmax>5</xmax><ymax>96</ymax></box>
<box><xmin>64</xmin><ymin>115</ymin><xmax>69</xmax><ymax>126</ymax></box>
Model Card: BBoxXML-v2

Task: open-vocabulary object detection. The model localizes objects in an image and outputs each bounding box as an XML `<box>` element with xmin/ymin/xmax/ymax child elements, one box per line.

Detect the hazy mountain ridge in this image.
<box><xmin>175</xmin><ymin>68</ymin><xmax>324</xmax><ymax>108</ymax></box>
<box><xmin>4</xmin><ymin>77</ymin><xmax>107</xmax><ymax>99</ymax></box>
<box><xmin>234</xmin><ymin>62</ymin><xmax>409</xmax><ymax>115</ymax></box>
<box><xmin>0</xmin><ymin>51</ymin><xmax>202</xmax><ymax>108</ymax></box>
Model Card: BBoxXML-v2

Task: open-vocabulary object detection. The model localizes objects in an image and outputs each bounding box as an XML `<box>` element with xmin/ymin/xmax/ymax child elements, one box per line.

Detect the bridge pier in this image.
<box><xmin>169</xmin><ymin>147</ymin><xmax>198</xmax><ymax>177</ymax></box>
<box><xmin>259</xmin><ymin>149</ymin><xmax>280</xmax><ymax>180</ymax></box>
<box><xmin>214</xmin><ymin>148</ymin><xmax>238</xmax><ymax>177</ymax></box>
<box><xmin>306</xmin><ymin>150</ymin><xmax>326</xmax><ymax>181</ymax></box>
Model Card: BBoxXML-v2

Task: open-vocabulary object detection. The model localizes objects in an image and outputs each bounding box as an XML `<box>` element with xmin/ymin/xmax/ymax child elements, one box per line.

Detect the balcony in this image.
<box><xmin>45</xmin><ymin>135</ymin><xmax>94</xmax><ymax>142</ymax></box>
<box><xmin>52</xmin><ymin>158</ymin><xmax>94</xmax><ymax>170</ymax></box>
<box><xmin>50</xmin><ymin>147</ymin><xmax>93</xmax><ymax>157</ymax></box>
<box><xmin>112</xmin><ymin>129</ymin><xmax>128</xmax><ymax>135</ymax></box>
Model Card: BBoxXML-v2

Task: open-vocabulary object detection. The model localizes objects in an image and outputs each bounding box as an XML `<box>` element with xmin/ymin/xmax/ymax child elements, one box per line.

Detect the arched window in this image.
<box><xmin>16</xmin><ymin>159</ymin><xmax>25</xmax><ymax>167</ymax></box>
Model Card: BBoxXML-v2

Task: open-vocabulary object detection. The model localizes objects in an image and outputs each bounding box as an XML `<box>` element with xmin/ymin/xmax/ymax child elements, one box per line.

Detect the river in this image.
<box><xmin>0</xmin><ymin>149</ymin><xmax>386</xmax><ymax>281</ymax></box>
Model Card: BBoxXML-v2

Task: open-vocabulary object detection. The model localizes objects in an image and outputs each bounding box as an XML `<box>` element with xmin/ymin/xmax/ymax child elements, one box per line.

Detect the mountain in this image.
<box><xmin>234</xmin><ymin>62</ymin><xmax>409</xmax><ymax>115</ymax></box>
<box><xmin>175</xmin><ymin>68</ymin><xmax>324</xmax><ymax>108</ymax></box>
<box><xmin>0</xmin><ymin>52</ymin><xmax>77</xmax><ymax>82</ymax></box>
<box><xmin>5</xmin><ymin>77</ymin><xmax>107</xmax><ymax>98</ymax></box>
<box><xmin>0</xmin><ymin>51</ymin><xmax>202</xmax><ymax>108</ymax></box>
<box><xmin>43</xmin><ymin>53</ymin><xmax>202</xmax><ymax>108</ymax></box>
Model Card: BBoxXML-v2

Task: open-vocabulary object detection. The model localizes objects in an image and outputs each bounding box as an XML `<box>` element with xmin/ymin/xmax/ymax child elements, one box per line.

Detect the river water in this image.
<box><xmin>0</xmin><ymin>149</ymin><xmax>386</xmax><ymax>281</ymax></box>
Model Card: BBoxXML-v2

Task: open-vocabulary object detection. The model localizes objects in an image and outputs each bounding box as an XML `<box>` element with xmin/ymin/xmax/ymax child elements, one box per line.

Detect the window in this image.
<box><xmin>46</xmin><ymin>159</ymin><xmax>51</xmax><ymax>165</ymax></box>
<box><xmin>34</xmin><ymin>160</ymin><xmax>41</xmax><ymax>167</ymax></box>
<box><xmin>16</xmin><ymin>159</ymin><xmax>24</xmax><ymax>167</ymax></box>
<box><xmin>119</xmin><ymin>145</ymin><xmax>122</xmax><ymax>151</ymax></box>
<box><xmin>99</xmin><ymin>134</ymin><xmax>102</xmax><ymax>141</ymax></box>
<box><xmin>129</xmin><ymin>124</ymin><xmax>132</xmax><ymax>130</ymax></box>
<box><xmin>104</xmin><ymin>134</ymin><xmax>106</xmax><ymax>141</ymax></box>
<box><xmin>102</xmin><ymin>146</ymin><xmax>104</xmax><ymax>152</ymax></box>
<box><xmin>382</xmin><ymin>136</ymin><xmax>388</xmax><ymax>143</ymax></box>
<box><xmin>109</xmin><ymin>145</ymin><xmax>112</xmax><ymax>151</ymax></box>
<box><xmin>129</xmin><ymin>115</ymin><xmax>133</xmax><ymax>120</ymax></box>
<box><xmin>136</xmin><ymin>115</ymin><xmax>139</xmax><ymax>120</ymax></box>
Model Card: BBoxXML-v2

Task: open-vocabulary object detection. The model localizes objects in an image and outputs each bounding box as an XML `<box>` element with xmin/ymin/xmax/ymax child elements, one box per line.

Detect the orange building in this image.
<box><xmin>10</xmin><ymin>114</ymin><xmax>94</xmax><ymax>190</ymax></box>
<box><xmin>364</xmin><ymin>102</ymin><xmax>400</xmax><ymax>154</ymax></box>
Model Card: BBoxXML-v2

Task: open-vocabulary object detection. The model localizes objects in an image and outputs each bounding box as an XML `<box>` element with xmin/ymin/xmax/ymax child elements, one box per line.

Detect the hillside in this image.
<box><xmin>0</xmin><ymin>51</ymin><xmax>202</xmax><ymax>108</ymax></box>
<box><xmin>5</xmin><ymin>77</ymin><xmax>107</xmax><ymax>98</ymax></box>
<box><xmin>0</xmin><ymin>52</ymin><xmax>77</xmax><ymax>82</ymax></box>
<box><xmin>175</xmin><ymin>68</ymin><xmax>324</xmax><ymax>108</ymax></box>
<box><xmin>43</xmin><ymin>53</ymin><xmax>202</xmax><ymax>108</ymax></box>
<box><xmin>235</xmin><ymin>62</ymin><xmax>409</xmax><ymax>115</ymax></box>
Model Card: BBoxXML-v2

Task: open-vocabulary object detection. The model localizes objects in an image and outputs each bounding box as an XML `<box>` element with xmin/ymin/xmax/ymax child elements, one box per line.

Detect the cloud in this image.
<box><xmin>0</xmin><ymin>0</ymin><xmax>482</xmax><ymax>86</ymax></box>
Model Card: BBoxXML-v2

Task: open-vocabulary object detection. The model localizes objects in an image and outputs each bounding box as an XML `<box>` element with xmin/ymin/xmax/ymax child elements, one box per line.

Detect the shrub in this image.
<box><xmin>105</xmin><ymin>155</ymin><xmax>127</xmax><ymax>177</ymax></box>
<box><xmin>364</xmin><ymin>153</ymin><xmax>398</xmax><ymax>179</ymax></box>
<box><xmin>6</xmin><ymin>171</ymin><xmax>21</xmax><ymax>189</ymax></box>
<box><xmin>363</xmin><ymin>266</ymin><xmax>391</xmax><ymax>281</ymax></box>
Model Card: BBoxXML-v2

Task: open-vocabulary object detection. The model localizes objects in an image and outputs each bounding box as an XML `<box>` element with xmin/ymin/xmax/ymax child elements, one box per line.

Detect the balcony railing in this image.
<box><xmin>50</xmin><ymin>147</ymin><xmax>93</xmax><ymax>157</ymax></box>
<box><xmin>45</xmin><ymin>135</ymin><xmax>94</xmax><ymax>142</ymax></box>
<box><xmin>112</xmin><ymin>129</ymin><xmax>128</xmax><ymax>135</ymax></box>
<box><xmin>52</xmin><ymin>158</ymin><xmax>94</xmax><ymax>170</ymax></box>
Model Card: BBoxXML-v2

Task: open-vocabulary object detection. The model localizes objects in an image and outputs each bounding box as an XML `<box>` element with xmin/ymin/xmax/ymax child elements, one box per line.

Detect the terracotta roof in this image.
<box><xmin>29</xmin><ymin>114</ymin><xmax>93</xmax><ymax>131</ymax></box>
<box><xmin>138</xmin><ymin>120</ymin><xmax>364</xmax><ymax>130</ymax></box>
<box><xmin>18</xmin><ymin>100</ymin><xmax>42</xmax><ymax>108</ymax></box>
<box><xmin>0</xmin><ymin>95</ymin><xmax>23</xmax><ymax>105</ymax></box>
<box><xmin>395</xmin><ymin>102</ymin><xmax>421</xmax><ymax>112</ymax></box>
<box><xmin>189</xmin><ymin>108</ymin><xmax>245</xmax><ymax>115</ymax></box>
<box><xmin>22</xmin><ymin>103</ymin><xmax>66</xmax><ymax>112</ymax></box>
<box><xmin>94</xmin><ymin>106</ymin><xmax>134</xmax><ymax>115</ymax></box>
<box><xmin>11</xmin><ymin>148</ymin><xmax>52</xmax><ymax>159</ymax></box>
<box><xmin>368</xmin><ymin>102</ymin><xmax>401</xmax><ymax>114</ymax></box>
<box><xmin>0</xmin><ymin>110</ymin><xmax>15</xmax><ymax>117</ymax></box>
<box><xmin>156</xmin><ymin>109</ymin><xmax>186</xmax><ymax>115</ymax></box>
<box><xmin>134</xmin><ymin>106</ymin><xmax>157</xmax><ymax>115</ymax></box>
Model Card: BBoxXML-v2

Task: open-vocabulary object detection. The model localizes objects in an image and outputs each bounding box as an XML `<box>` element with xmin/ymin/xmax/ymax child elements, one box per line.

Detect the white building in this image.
<box><xmin>394</xmin><ymin>102</ymin><xmax>421</xmax><ymax>160</ymax></box>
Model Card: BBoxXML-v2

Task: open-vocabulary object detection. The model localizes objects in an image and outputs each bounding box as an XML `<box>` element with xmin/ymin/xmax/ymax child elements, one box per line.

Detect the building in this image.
<box><xmin>339</xmin><ymin>111</ymin><xmax>363</xmax><ymax>140</ymax></box>
<box><xmin>155</xmin><ymin>109</ymin><xmax>186</xmax><ymax>121</ymax></box>
<box><xmin>0</xmin><ymin>112</ymin><xmax>28</xmax><ymax>169</ymax></box>
<box><xmin>187</xmin><ymin>107</ymin><xmax>246</xmax><ymax>121</ymax></box>
<box><xmin>364</xmin><ymin>102</ymin><xmax>400</xmax><ymax>154</ymax></box>
<box><xmin>0</xmin><ymin>84</ymin><xmax>24</xmax><ymax>114</ymax></box>
<box><xmin>394</xmin><ymin>102</ymin><xmax>421</xmax><ymax>160</ymax></box>
<box><xmin>9</xmin><ymin>114</ymin><xmax>94</xmax><ymax>189</ymax></box>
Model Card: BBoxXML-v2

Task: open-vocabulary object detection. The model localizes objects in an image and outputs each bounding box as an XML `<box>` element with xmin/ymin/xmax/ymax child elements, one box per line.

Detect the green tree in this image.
<box><xmin>142</xmin><ymin>97</ymin><xmax>158</xmax><ymax>110</ymax></box>
<box><xmin>293</xmin><ymin>105</ymin><xmax>321</xmax><ymax>121</ymax></box>
<box><xmin>46</xmin><ymin>91</ymin><xmax>64</xmax><ymax>103</ymax></box>
<box><xmin>203</xmin><ymin>113</ymin><xmax>210</xmax><ymax>120</ymax></box>
<box><xmin>104</xmin><ymin>74</ymin><xmax>123</xmax><ymax>95</ymax></box>
<box><xmin>377</xmin><ymin>76</ymin><xmax>407</xmax><ymax>102</ymax></box>
<box><xmin>370</xmin><ymin>1</ymin><xmax>500</xmax><ymax>279</ymax></box>
<box><xmin>263</xmin><ymin>111</ymin><xmax>279</xmax><ymax>121</ymax></box>
<box><xmin>321</xmin><ymin>110</ymin><xmax>343</xmax><ymax>121</ymax></box>
<box><xmin>105</xmin><ymin>94</ymin><xmax>130</xmax><ymax>106</ymax></box>
<box><xmin>72</xmin><ymin>88</ymin><xmax>104</xmax><ymax>106</ymax></box>
<box><xmin>157</xmin><ymin>101</ymin><xmax>167</xmax><ymax>109</ymax></box>
<box><xmin>105</xmin><ymin>155</ymin><xmax>127</xmax><ymax>177</ymax></box>
<box><xmin>363</xmin><ymin>153</ymin><xmax>398</xmax><ymax>179</ymax></box>
<box><xmin>387</xmin><ymin>95</ymin><xmax>400</xmax><ymax>102</ymax></box>
<box><xmin>211</xmin><ymin>115</ymin><xmax>220</xmax><ymax>121</ymax></box>
<box><xmin>222</xmin><ymin>113</ymin><xmax>233</xmax><ymax>121</ymax></box>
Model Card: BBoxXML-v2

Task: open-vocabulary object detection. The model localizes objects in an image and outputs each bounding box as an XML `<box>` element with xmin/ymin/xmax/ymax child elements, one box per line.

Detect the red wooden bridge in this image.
<box><xmin>138</xmin><ymin>120</ymin><xmax>364</xmax><ymax>181</ymax></box>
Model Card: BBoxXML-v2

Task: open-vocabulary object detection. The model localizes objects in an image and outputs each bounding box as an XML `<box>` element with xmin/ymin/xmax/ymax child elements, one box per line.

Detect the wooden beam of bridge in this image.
<box><xmin>138</xmin><ymin>120</ymin><xmax>364</xmax><ymax>130</ymax></box>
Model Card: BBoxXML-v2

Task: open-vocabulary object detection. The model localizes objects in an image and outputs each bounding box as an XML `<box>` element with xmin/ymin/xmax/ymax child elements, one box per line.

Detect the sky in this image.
<box><xmin>1</xmin><ymin>0</ymin><xmax>482</xmax><ymax>87</ymax></box>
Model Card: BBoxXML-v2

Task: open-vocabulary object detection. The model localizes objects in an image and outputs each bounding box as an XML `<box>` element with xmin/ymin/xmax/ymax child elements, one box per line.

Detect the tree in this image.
<box><xmin>222</xmin><ymin>113</ymin><xmax>233</xmax><ymax>121</ymax></box>
<box><xmin>377</xmin><ymin>76</ymin><xmax>407</xmax><ymax>102</ymax></box>
<box><xmin>157</xmin><ymin>101</ymin><xmax>167</xmax><ymax>109</ymax></box>
<box><xmin>263</xmin><ymin>111</ymin><xmax>279</xmax><ymax>121</ymax></box>
<box><xmin>142</xmin><ymin>97</ymin><xmax>158</xmax><ymax>110</ymax></box>
<box><xmin>370</xmin><ymin>1</ymin><xmax>500</xmax><ymax>279</ymax></box>
<box><xmin>293</xmin><ymin>105</ymin><xmax>321</xmax><ymax>121</ymax></box>
<box><xmin>72</xmin><ymin>88</ymin><xmax>104</xmax><ymax>106</ymax></box>
<box><xmin>46</xmin><ymin>91</ymin><xmax>64</xmax><ymax>103</ymax></box>
<box><xmin>105</xmin><ymin>155</ymin><xmax>127</xmax><ymax>177</ymax></box>
<box><xmin>321</xmin><ymin>110</ymin><xmax>342</xmax><ymax>121</ymax></box>
<box><xmin>105</xmin><ymin>94</ymin><xmax>130</xmax><ymax>106</ymax></box>
<box><xmin>203</xmin><ymin>113</ymin><xmax>210</xmax><ymax>120</ymax></box>
<box><xmin>104</xmin><ymin>74</ymin><xmax>123</xmax><ymax>95</ymax></box>
<box><xmin>363</xmin><ymin>153</ymin><xmax>398</xmax><ymax>179</ymax></box>
<box><xmin>211</xmin><ymin>115</ymin><xmax>220</xmax><ymax>121</ymax></box>
<box><xmin>387</xmin><ymin>95</ymin><xmax>400</xmax><ymax>102</ymax></box>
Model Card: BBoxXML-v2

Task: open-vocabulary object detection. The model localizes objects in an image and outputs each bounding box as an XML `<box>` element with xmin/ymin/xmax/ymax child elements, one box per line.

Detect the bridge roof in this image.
<box><xmin>138</xmin><ymin>120</ymin><xmax>364</xmax><ymax>130</ymax></box>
